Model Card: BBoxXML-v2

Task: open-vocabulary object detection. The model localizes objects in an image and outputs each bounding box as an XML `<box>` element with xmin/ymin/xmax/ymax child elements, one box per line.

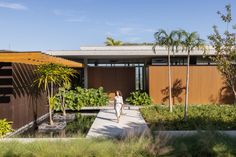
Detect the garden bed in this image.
<box><xmin>12</xmin><ymin>112</ymin><xmax>97</xmax><ymax>138</ymax></box>
<box><xmin>140</xmin><ymin>105</ymin><xmax>236</xmax><ymax>130</ymax></box>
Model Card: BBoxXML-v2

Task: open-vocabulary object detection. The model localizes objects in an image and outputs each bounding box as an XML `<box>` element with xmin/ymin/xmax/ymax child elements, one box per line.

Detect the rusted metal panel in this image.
<box><xmin>88</xmin><ymin>67</ymin><xmax>135</xmax><ymax>99</ymax></box>
<box><xmin>148</xmin><ymin>66</ymin><xmax>234</xmax><ymax>105</ymax></box>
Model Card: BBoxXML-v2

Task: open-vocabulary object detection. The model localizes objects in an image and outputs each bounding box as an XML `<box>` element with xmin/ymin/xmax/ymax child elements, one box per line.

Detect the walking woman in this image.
<box><xmin>114</xmin><ymin>90</ymin><xmax>124</xmax><ymax>123</ymax></box>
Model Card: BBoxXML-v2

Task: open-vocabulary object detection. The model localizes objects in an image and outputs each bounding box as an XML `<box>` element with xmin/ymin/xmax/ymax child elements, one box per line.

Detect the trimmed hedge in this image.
<box><xmin>140</xmin><ymin>105</ymin><xmax>236</xmax><ymax>130</ymax></box>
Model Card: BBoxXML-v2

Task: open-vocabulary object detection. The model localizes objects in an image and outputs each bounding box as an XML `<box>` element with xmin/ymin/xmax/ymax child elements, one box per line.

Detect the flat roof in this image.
<box><xmin>0</xmin><ymin>51</ymin><xmax>83</xmax><ymax>67</ymax></box>
<box><xmin>44</xmin><ymin>46</ymin><xmax>216</xmax><ymax>58</ymax></box>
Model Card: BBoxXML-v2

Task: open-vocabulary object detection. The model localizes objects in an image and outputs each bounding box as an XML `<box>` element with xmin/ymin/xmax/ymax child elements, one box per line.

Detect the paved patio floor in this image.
<box><xmin>86</xmin><ymin>108</ymin><xmax>149</xmax><ymax>138</ymax></box>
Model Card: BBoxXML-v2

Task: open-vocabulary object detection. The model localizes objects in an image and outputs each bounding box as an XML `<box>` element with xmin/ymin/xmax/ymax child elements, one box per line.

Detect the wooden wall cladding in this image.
<box><xmin>11</xmin><ymin>63</ymin><xmax>48</xmax><ymax>129</ymax></box>
<box><xmin>148</xmin><ymin>66</ymin><xmax>234</xmax><ymax>105</ymax></box>
<box><xmin>0</xmin><ymin>63</ymin><xmax>13</xmax><ymax>120</ymax></box>
<box><xmin>0</xmin><ymin>62</ymin><xmax>48</xmax><ymax>129</ymax></box>
<box><xmin>88</xmin><ymin>67</ymin><xmax>135</xmax><ymax>99</ymax></box>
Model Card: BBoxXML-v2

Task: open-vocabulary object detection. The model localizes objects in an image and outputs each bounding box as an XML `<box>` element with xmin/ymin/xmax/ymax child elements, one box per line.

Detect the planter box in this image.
<box><xmin>38</xmin><ymin>122</ymin><xmax>66</xmax><ymax>132</ymax></box>
<box><xmin>4</xmin><ymin>113</ymin><xmax>49</xmax><ymax>138</ymax></box>
<box><xmin>53</xmin><ymin>113</ymin><xmax>76</xmax><ymax>122</ymax></box>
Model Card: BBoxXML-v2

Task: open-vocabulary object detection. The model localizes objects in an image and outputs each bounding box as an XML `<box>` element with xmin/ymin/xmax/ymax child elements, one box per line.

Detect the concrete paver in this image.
<box><xmin>86</xmin><ymin>109</ymin><xmax>149</xmax><ymax>138</ymax></box>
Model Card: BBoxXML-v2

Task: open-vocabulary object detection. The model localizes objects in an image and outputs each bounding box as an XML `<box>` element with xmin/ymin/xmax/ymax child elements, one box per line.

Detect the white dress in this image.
<box><xmin>114</xmin><ymin>96</ymin><xmax>123</xmax><ymax>118</ymax></box>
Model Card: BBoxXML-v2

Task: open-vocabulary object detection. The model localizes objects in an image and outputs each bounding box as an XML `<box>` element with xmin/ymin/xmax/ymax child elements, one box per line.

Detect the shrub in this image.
<box><xmin>76</xmin><ymin>87</ymin><xmax>109</xmax><ymax>107</ymax></box>
<box><xmin>55</xmin><ymin>86</ymin><xmax>109</xmax><ymax>111</ymax></box>
<box><xmin>126</xmin><ymin>91</ymin><xmax>152</xmax><ymax>106</ymax></box>
<box><xmin>141</xmin><ymin>105</ymin><xmax>236</xmax><ymax>130</ymax></box>
<box><xmin>0</xmin><ymin>119</ymin><xmax>13</xmax><ymax>137</ymax></box>
<box><xmin>54</xmin><ymin>88</ymin><xmax>80</xmax><ymax>111</ymax></box>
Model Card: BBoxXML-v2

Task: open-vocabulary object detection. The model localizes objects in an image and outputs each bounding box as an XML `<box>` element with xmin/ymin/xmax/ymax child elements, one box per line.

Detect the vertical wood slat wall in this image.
<box><xmin>0</xmin><ymin>63</ymin><xmax>48</xmax><ymax>129</ymax></box>
<box><xmin>148</xmin><ymin>66</ymin><xmax>234</xmax><ymax>105</ymax></box>
<box><xmin>88</xmin><ymin>67</ymin><xmax>136</xmax><ymax>99</ymax></box>
<box><xmin>0</xmin><ymin>63</ymin><xmax>13</xmax><ymax>121</ymax></box>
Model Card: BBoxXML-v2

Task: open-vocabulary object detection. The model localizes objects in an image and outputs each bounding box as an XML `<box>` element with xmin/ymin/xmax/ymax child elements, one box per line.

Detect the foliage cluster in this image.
<box><xmin>54</xmin><ymin>86</ymin><xmax>109</xmax><ymax>111</ymax></box>
<box><xmin>126</xmin><ymin>91</ymin><xmax>152</xmax><ymax>106</ymax></box>
<box><xmin>0</xmin><ymin>119</ymin><xmax>13</xmax><ymax>138</ymax></box>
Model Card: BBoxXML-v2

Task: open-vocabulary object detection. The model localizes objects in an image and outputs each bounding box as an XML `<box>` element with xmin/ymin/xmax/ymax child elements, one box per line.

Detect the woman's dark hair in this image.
<box><xmin>115</xmin><ymin>90</ymin><xmax>122</xmax><ymax>96</ymax></box>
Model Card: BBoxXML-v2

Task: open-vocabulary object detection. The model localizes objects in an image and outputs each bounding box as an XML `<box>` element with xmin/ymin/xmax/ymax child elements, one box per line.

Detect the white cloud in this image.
<box><xmin>0</xmin><ymin>2</ymin><xmax>27</xmax><ymax>10</ymax></box>
<box><xmin>119</xmin><ymin>27</ymin><xmax>136</xmax><ymax>35</ymax></box>
<box><xmin>118</xmin><ymin>27</ymin><xmax>155</xmax><ymax>35</ymax></box>
<box><xmin>105</xmin><ymin>22</ymin><xmax>122</xmax><ymax>26</ymax></box>
<box><xmin>65</xmin><ymin>16</ymin><xmax>87</xmax><ymax>23</ymax></box>
<box><xmin>53</xmin><ymin>9</ymin><xmax>87</xmax><ymax>23</ymax></box>
<box><xmin>53</xmin><ymin>9</ymin><xmax>78</xmax><ymax>17</ymax></box>
<box><xmin>126</xmin><ymin>37</ymin><xmax>142</xmax><ymax>42</ymax></box>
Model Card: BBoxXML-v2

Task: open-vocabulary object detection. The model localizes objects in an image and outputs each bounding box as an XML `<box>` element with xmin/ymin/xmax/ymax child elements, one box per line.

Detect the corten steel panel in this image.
<box><xmin>88</xmin><ymin>67</ymin><xmax>135</xmax><ymax>99</ymax></box>
<box><xmin>148</xmin><ymin>66</ymin><xmax>234</xmax><ymax>105</ymax></box>
<box><xmin>10</xmin><ymin>63</ymin><xmax>48</xmax><ymax>129</ymax></box>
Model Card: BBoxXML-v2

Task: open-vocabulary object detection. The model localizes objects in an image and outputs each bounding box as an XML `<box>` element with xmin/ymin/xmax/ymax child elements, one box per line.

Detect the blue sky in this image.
<box><xmin>0</xmin><ymin>0</ymin><xmax>235</xmax><ymax>51</ymax></box>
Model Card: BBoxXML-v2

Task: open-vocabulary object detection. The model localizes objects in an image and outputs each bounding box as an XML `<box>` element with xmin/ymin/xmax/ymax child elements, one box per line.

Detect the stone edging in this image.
<box><xmin>4</xmin><ymin>113</ymin><xmax>49</xmax><ymax>138</ymax></box>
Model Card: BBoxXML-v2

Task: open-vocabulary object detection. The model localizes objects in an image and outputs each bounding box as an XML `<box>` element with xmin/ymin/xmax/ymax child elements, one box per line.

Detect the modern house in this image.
<box><xmin>0</xmin><ymin>51</ymin><xmax>82</xmax><ymax>129</ymax></box>
<box><xmin>46</xmin><ymin>45</ymin><xmax>233</xmax><ymax>104</ymax></box>
<box><xmin>0</xmin><ymin>46</ymin><xmax>233</xmax><ymax>130</ymax></box>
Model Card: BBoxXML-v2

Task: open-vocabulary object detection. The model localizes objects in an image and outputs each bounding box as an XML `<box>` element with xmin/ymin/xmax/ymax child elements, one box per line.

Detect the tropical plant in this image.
<box><xmin>56</xmin><ymin>67</ymin><xmax>77</xmax><ymax>116</ymax></box>
<box><xmin>105</xmin><ymin>37</ymin><xmax>122</xmax><ymax>46</ymax></box>
<box><xmin>55</xmin><ymin>86</ymin><xmax>109</xmax><ymax>111</ymax></box>
<box><xmin>126</xmin><ymin>91</ymin><xmax>152</xmax><ymax>106</ymax></box>
<box><xmin>208</xmin><ymin>4</ymin><xmax>236</xmax><ymax>103</ymax></box>
<box><xmin>75</xmin><ymin>87</ymin><xmax>109</xmax><ymax>107</ymax></box>
<box><xmin>181</xmin><ymin>31</ymin><xmax>205</xmax><ymax>121</ymax></box>
<box><xmin>34</xmin><ymin>63</ymin><xmax>76</xmax><ymax>125</ymax></box>
<box><xmin>153</xmin><ymin>29</ymin><xmax>182</xmax><ymax>112</ymax></box>
<box><xmin>0</xmin><ymin>119</ymin><xmax>13</xmax><ymax>137</ymax></box>
<box><xmin>54</xmin><ymin>87</ymin><xmax>79</xmax><ymax>111</ymax></box>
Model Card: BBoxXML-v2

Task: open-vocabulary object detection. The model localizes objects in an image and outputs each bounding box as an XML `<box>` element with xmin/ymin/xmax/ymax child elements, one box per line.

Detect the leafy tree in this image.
<box><xmin>181</xmin><ymin>31</ymin><xmax>205</xmax><ymax>121</ymax></box>
<box><xmin>153</xmin><ymin>29</ymin><xmax>182</xmax><ymax>112</ymax></box>
<box><xmin>105</xmin><ymin>37</ymin><xmax>122</xmax><ymax>46</ymax></box>
<box><xmin>34</xmin><ymin>63</ymin><xmax>76</xmax><ymax>125</ymax></box>
<box><xmin>208</xmin><ymin>4</ymin><xmax>236</xmax><ymax>103</ymax></box>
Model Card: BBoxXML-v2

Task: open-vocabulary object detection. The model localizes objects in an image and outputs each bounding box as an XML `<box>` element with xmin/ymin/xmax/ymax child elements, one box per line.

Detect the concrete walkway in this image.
<box><xmin>86</xmin><ymin>108</ymin><xmax>149</xmax><ymax>138</ymax></box>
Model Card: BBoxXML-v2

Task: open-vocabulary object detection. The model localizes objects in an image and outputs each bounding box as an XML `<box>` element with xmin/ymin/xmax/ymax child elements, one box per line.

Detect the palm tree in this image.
<box><xmin>105</xmin><ymin>37</ymin><xmax>122</xmax><ymax>46</ymax></box>
<box><xmin>181</xmin><ymin>31</ymin><xmax>205</xmax><ymax>121</ymax></box>
<box><xmin>34</xmin><ymin>63</ymin><xmax>77</xmax><ymax>125</ymax></box>
<box><xmin>153</xmin><ymin>29</ymin><xmax>182</xmax><ymax>112</ymax></box>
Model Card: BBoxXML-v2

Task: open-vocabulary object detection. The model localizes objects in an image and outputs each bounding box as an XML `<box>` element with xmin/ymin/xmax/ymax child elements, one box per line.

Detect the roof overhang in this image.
<box><xmin>44</xmin><ymin>46</ymin><xmax>216</xmax><ymax>59</ymax></box>
<box><xmin>0</xmin><ymin>51</ymin><xmax>83</xmax><ymax>67</ymax></box>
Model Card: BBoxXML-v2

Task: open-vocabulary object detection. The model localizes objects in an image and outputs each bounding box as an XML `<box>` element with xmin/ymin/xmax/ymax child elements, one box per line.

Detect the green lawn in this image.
<box><xmin>140</xmin><ymin>105</ymin><xmax>236</xmax><ymax>130</ymax></box>
<box><xmin>0</xmin><ymin>132</ymin><xmax>236</xmax><ymax>157</ymax></box>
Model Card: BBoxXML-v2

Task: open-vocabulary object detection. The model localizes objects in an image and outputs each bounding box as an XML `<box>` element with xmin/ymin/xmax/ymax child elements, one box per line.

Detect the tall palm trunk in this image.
<box><xmin>168</xmin><ymin>47</ymin><xmax>173</xmax><ymax>112</ymax></box>
<box><xmin>62</xmin><ymin>92</ymin><xmax>66</xmax><ymax>116</ymax></box>
<box><xmin>47</xmin><ymin>84</ymin><xmax>54</xmax><ymax>125</ymax></box>
<box><xmin>184</xmin><ymin>50</ymin><xmax>190</xmax><ymax>121</ymax></box>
